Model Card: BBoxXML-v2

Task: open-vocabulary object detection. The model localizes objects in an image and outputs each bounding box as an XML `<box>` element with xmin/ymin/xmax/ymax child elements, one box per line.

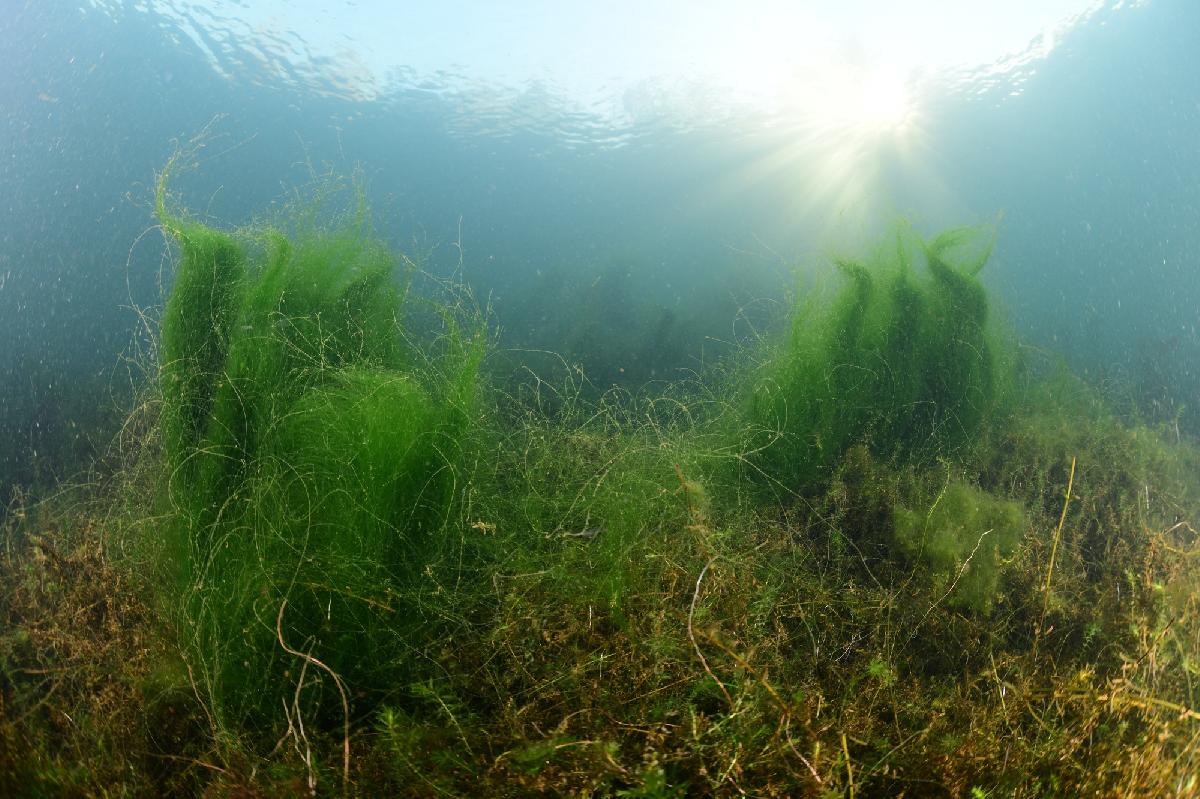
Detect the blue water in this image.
<box><xmin>2</xmin><ymin>0</ymin><xmax>1198</xmax><ymax>491</ymax></box>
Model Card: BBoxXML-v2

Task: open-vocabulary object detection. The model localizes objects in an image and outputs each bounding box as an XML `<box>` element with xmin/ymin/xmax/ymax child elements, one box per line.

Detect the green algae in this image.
<box><xmin>749</xmin><ymin>224</ymin><xmax>1008</xmax><ymax>490</ymax></box>
<box><xmin>21</xmin><ymin>169</ymin><xmax>1180</xmax><ymax>795</ymax></box>
<box><xmin>154</xmin><ymin>164</ymin><xmax>484</xmax><ymax>730</ymax></box>
<box><xmin>894</xmin><ymin>480</ymin><xmax>1025</xmax><ymax>613</ymax></box>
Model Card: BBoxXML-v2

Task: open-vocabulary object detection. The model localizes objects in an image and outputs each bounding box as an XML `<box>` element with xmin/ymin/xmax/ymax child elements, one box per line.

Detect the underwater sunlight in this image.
<box><xmin>4</xmin><ymin>1</ymin><xmax>1200</xmax><ymax>796</ymax></box>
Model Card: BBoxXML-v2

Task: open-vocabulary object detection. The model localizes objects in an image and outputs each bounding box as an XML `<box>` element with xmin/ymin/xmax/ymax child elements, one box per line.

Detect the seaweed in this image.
<box><xmin>749</xmin><ymin>224</ymin><xmax>1007</xmax><ymax>490</ymax></box>
<box><xmin>5</xmin><ymin>179</ymin><xmax>1199</xmax><ymax>797</ymax></box>
<box><xmin>154</xmin><ymin>162</ymin><xmax>485</xmax><ymax>732</ymax></box>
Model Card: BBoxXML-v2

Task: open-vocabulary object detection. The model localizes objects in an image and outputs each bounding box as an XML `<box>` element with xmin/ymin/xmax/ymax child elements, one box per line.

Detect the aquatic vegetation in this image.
<box><xmin>893</xmin><ymin>480</ymin><xmax>1025</xmax><ymax>613</ymax></box>
<box><xmin>3</xmin><ymin>184</ymin><xmax>1200</xmax><ymax>797</ymax></box>
<box><xmin>154</xmin><ymin>163</ymin><xmax>485</xmax><ymax>732</ymax></box>
<box><xmin>749</xmin><ymin>224</ymin><xmax>1009</xmax><ymax>489</ymax></box>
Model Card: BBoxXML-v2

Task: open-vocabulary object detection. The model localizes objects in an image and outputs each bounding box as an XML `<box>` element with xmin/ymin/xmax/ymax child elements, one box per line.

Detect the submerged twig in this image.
<box><xmin>688</xmin><ymin>559</ymin><xmax>732</xmax><ymax>707</ymax></box>
<box><xmin>1036</xmin><ymin>455</ymin><xmax>1076</xmax><ymax>659</ymax></box>
<box><xmin>276</xmin><ymin>599</ymin><xmax>351</xmax><ymax>793</ymax></box>
<box><xmin>841</xmin><ymin>732</ymin><xmax>855</xmax><ymax>799</ymax></box>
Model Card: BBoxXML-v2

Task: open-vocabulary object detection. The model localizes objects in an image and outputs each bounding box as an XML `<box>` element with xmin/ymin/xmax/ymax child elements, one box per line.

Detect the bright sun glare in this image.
<box><xmin>796</xmin><ymin>63</ymin><xmax>914</xmax><ymax>135</ymax></box>
<box><xmin>183</xmin><ymin>0</ymin><xmax>1099</xmax><ymax>241</ymax></box>
<box><xmin>707</xmin><ymin>52</ymin><xmax>928</xmax><ymax>244</ymax></box>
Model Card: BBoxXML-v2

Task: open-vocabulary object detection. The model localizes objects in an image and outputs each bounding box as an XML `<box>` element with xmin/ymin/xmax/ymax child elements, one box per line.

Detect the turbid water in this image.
<box><xmin>2</xmin><ymin>2</ymin><xmax>1199</xmax><ymax>795</ymax></box>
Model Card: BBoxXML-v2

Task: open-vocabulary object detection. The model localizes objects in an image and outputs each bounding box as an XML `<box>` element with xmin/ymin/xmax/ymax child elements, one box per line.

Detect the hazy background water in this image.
<box><xmin>2</xmin><ymin>0</ymin><xmax>1197</xmax><ymax>498</ymax></box>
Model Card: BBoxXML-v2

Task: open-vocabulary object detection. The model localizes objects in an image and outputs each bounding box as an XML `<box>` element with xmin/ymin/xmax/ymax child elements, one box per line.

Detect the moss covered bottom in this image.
<box><xmin>2</xmin><ymin>178</ymin><xmax>1198</xmax><ymax>796</ymax></box>
<box><xmin>4</xmin><ymin>361</ymin><xmax>1199</xmax><ymax>797</ymax></box>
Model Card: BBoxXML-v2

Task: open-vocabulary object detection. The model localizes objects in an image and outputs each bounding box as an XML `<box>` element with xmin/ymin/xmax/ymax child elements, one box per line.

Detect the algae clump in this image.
<box><xmin>154</xmin><ymin>163</ymin><xmax>484</xmax><ymax>731</ymax></box>
<box><xmin>750</xmin><ymin>225</ymin><xmax>1008</xmax><ymax>490</ymax></box>
<box><xmin>893</xmin><ymin>481</ymin><xmax>1025</xmax><ymax>613</ymax></box>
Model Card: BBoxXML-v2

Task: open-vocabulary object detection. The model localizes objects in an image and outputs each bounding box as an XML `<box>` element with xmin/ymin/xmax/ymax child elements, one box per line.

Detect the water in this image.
<box><xmin>5</xmin><ymin>5</ymin><xmax>1200</xmax><ymax>793</ymax></box>
<box><xmin>2</xmin><ymin>0</ymin><xmax>1197</xmax><ymax>493</ymax></box>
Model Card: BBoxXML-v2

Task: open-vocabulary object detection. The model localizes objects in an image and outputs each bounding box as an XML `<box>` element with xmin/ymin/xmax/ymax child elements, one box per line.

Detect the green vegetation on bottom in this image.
<box><xmin>153</xmin><ymin>161</ymin><xmax>486</xmax><ymax>732</ymax></box>
<box><xmin>892</xmin><ymin>478</ymin><xmax>1025</xmax><ymax>614</ymax></box>
<box><xmin>1</xmin><ymin>177</ymin><xmax>1199</xmax><ymax>797</ymax></box>
<box><xmin>750</xmin><ymin>225</ymin><xmax>1010</xmax><ymax>489</ymax></box>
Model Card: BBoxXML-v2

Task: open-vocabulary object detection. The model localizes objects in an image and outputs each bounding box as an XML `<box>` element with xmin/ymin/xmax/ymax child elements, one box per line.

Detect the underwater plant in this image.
<box><xmin>154</xmin><ymin>161</ymin><xmax>485</xmax><ymax>733</ymax></box>
<box><xmin>893</xmin><ymin>480</ymin><xmax>1025</xmax><ymax>613</ymax></box>
<box><xmin>5</xmin><ymin>204</ymin><xmax>1200</xmax><ymax>796</ymax></box>
<box><xmin>749</xmin><ymin>225</ymin><xmax>1008</xmax><ymax>490</ymax></box>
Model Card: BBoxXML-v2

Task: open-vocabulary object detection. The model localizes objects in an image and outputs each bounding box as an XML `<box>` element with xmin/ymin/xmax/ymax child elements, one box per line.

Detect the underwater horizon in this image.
<box><xmin>2</xmin><ymin>1</ymin><xmax>1200</xmax><ymax>795</ymax></box>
